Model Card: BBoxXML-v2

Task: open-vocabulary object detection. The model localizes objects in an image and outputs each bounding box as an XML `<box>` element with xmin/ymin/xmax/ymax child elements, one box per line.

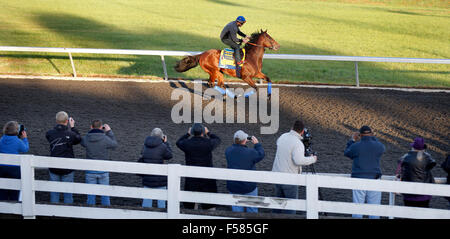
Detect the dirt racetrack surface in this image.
<box><xmin>0</xmin><ymin>77</ymin><xmax>449</xmax><ymax>214</ymax></box>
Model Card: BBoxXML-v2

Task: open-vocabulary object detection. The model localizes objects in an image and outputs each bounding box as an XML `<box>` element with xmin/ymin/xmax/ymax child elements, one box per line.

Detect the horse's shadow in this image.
<box><xmin>169</xmin><ymin>80</ymin><xmax>234</xmax><ymax>101</ymax></box>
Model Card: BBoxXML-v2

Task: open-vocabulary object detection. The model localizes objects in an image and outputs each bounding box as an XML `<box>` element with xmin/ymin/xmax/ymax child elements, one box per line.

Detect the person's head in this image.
<box><xmin>191</xmin><ymin>123</ymin><xmax>205</xmax><ymax>137</ymax></box>
<box><xmin>151</xmin><ymin>127</ymin><xmax>165</xmax><ymax>140</ymax></box>
<box><xmin>91</xmin><ymin>119</ymin><xmax>103</xmax><ymax>129</ymax></box>
<box><xmin>55</xmin><ymin>111</ymin><xmax>69</xmax><ymax>125</ymax></box>
<box><xmin>359</xmin><ymin>125</ymin><xmax>373</xmax><ymax>136</ymax></box>
<box><xmin>236</xmin><ymin>16</ymin><xmax>246</xmax><ymax>27</ymax></box>
<box><xmin>233</xmin><ymin>130</ymin><xmax>248</xmax><ymax>145</ymax></box>
<box><xmin>292</xmin><ymin>120</ymin><xmax>305</xmax><ymax>135</ymax></box>
<box><xmin>2</xmin><ymin>121</ymin><xmax>19</xmax><ymax>136</ymax></box>
<box><xmin>411</xmin><ymin>137</ymin><xmax>427</xmax><ymax>151</ymax></box>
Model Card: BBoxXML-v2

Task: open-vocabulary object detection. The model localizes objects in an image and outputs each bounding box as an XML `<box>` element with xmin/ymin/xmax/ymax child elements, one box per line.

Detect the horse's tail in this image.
<box><xmin>174</xmin><ymin>54</ymin><xmax>201</xmax><ymax>72</ymax></box>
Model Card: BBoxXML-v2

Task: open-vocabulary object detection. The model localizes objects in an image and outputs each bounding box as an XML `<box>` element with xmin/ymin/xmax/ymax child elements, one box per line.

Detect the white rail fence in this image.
<box><xmin>1</xmin><ymin>46</ymin><xmax>449</xmax><ymax>87</ymax></box>
<box><xmin>0</xmin><ymin>153</ymin><xmax>449</xmax><ymax>219</ymax></box>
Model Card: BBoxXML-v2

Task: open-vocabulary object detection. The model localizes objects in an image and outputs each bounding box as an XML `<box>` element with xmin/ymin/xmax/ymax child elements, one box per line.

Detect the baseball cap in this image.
<box><xmin>233</xmin><ymin>130</ymin><xmax>248</xmax><ymax>141</ymax></box>
<box><xmin>359</xmin><ymin>125</ymin><xmax>372</xmax><ymax>134</ymax></box>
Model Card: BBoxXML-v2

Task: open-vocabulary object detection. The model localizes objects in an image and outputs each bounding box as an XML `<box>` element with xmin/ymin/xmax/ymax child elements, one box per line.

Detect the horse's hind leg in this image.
<box><xmin>242</xmin><ymin>76</ymin><xmax>257</xmax><ymax>90</ymax></box>
<box><xmin>255</xmin><ymin>72</ymin><xmax>271</xmax><ymax>83</ymax></box>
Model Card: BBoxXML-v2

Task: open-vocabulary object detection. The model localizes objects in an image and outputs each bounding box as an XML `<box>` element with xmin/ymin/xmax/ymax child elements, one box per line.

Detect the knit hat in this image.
<box><xmin>411</xmin><ymin>137</ymin><xmax>426</xmax><ymax>150</ymax></box>
<box><xmin>191</xmin><ymin>123</ymin><xmax>205</xmax><ymax>136</ymax></box>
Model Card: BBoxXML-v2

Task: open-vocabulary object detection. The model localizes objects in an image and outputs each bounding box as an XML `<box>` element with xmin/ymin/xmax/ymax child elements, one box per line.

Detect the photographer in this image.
<box><xmin>81</xmin><ymin>119</ymin><xmax>118</xmax><ymax>206</ymax></box>
<box><xmin>225</xmin><ymin>130</ymin><xmax>265</xmax><ymax>213</ymax></box>
<box><xmin>176</xmin><ymin>123</ymin><xmax>221</xmax><ymax>210</ymax></box>
<box><xmin>0</xmin><ymin>121</ymin><xmax>29</xmax><ymax>201</ymax></box>
<box><xmin>46</xmin><ymin>111</ymin><xmax>81</xmax><ymax>204</ymax></box>
<box><xmin>139</xmin><ymin>127</ymin><xmax>173</xmax><ymax>209</ymax></box>
<box><xmin>271</xmin><ymin>120</ymin><xmax>317</xmax><ymax>214</ymax></box>
<box><xmin>344</xmin><ymin>125</ymin><xmax>385</xmax><ymax>219</ymax></box>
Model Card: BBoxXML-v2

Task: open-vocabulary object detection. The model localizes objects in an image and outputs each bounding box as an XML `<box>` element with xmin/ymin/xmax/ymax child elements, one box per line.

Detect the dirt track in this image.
<box><xmin>0</xmin><ymin>77</ymin><xmax>448</xmax><ymax>211</ymax></box>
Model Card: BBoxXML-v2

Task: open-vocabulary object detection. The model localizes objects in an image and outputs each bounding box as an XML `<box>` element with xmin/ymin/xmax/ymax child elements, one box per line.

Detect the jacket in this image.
<box><xmin>220</xmin><ymin>21</ymin><xmax>247</xmax><ymax>44</ymax></box>
<box><xmin>81</xmin><ymin>129</ymin><xmax>118</xmax><ymax>174</ymax></box>
<box><xmin>225</xmin><ymin>143</ymin><xmax>265</xmax><ymax>194</ymax></box>
<box><xmin>176</xmin><ymin>133</ymin><xmax>221</xmax><ymax>192</ymax></box>
<box><xmin>272</xmin><ymin>130</ymin><xmax>316</xmax><ymax>174</ymax></box>
<box><xmin>138</xmin><ymin>136</ymin><xmax>173</xmax><ymax>187</ymax></box>
<box><xmin>45</xmin><ymin>124</ymin><xmax>81</xmax><ymax>175</ymax></box>
<box><xmin>344</xmin><ymin>136</ymin><xmax>385</xmax><ymax>179</ymax></box>
<box><xmin>0</xmin><ymin>134</ymin><xmax>29</xmax><ymax>170</ymax></box>
<box><xmin>400</xmin><ymin>150</ymin><xmax>435</xmax><ymax>201</ymax></box>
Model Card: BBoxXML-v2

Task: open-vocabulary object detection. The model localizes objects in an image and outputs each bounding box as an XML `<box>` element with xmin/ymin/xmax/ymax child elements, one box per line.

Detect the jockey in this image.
<box><xmin>220</xmin><ymin>16</ymin><xmax>250</xmax><ymax>78</ymax></box>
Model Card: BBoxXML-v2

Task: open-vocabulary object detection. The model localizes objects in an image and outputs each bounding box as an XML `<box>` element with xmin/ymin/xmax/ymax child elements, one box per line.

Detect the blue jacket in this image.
<box><xmin>0</xmin><ymin>134</ymin><xmax>29</xmax><ymax>168</ymax></box>
<box><xmin>344</xmin><ymin>136</ymin><xmax>385</xmax><ymax>179</ymax></box>
<box><xmin>225</xmin><ymin>143</ymin><xmax>265</xmax><ymax>194</ymax></box>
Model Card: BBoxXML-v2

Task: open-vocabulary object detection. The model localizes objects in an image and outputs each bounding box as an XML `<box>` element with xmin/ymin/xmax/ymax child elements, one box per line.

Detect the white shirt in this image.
<box><xmin>272</xmin><ymin>130</ymin><xmax>317</xmax><ymax>174</ymax></box>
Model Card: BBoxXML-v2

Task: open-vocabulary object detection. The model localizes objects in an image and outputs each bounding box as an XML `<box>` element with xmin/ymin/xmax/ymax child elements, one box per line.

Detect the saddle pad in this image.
<box><xmin>219</xmin><ymin>48</ymin><xmax>245</xmax><ymax>69</ymax></box>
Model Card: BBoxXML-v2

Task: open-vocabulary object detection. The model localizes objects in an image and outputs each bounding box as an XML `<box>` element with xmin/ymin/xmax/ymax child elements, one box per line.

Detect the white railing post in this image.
<box><xmin>20</xmin><ymin>155</ymin><xmax>36</xmax><ymax>219</ymax></box>
<box><xmin>306</xmin><ymin>174</ymin><xmax>319</xmax><ymax>219</ymax></box>
<box><xmin>67</xmin><ymin>51</ymin><xmax>77</xmax><ymax>77</ymax></box>
<box><xmin>388</xmin><ymin>192</ymin><xmax>396</xmax><ymax>219</ymax></box>
<box><xmin>167</xmin><ymin>164</ymin><xmax>181</xmax><ymax>219</ymax></box>
<box><xmin>161</xmin><ymin>55</ymin><xmax>168</xmax><ymax>81</ymax></box>
<box><xmin>355</xmin><ymin>61</ymin><xmax>359</xmax><ymax>87</ymax></box>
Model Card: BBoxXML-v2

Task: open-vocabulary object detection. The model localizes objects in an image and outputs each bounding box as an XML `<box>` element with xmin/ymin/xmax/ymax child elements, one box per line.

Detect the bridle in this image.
<box><xmin>245</xmin><ymin>37</ymin><xmax>275</xmax><ymax>50</ymax></box>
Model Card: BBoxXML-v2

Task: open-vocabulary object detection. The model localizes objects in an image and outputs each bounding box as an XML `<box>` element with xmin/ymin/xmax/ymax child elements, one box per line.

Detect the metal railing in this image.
<box><xmin>0</xmin><ymin>153</ymin><xmax>449</xmax><ymax>219</ymax></box>
<box><xmin>1</xmin><ymin>46</ymin><xmax>449</xmax><ymax>86</ymax></box>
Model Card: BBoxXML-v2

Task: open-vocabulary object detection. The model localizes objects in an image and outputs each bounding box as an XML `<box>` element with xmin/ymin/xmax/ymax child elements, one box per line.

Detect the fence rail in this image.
<box><xmin>0</xmin><ymin>153</ymin><xmax>449</xmax><ymax>219</ymax></box>
<box><xmin>1</xmin><ymin>46</ymin><xmax>449</xmax><ymax>87</ymax></box>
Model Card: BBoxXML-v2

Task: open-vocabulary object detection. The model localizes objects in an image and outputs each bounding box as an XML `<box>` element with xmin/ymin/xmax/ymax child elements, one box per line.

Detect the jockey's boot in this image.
<box><xmin>236</xmin><ymin>65</ymin><xmax>242</xmax><ymax>78</ymax></box>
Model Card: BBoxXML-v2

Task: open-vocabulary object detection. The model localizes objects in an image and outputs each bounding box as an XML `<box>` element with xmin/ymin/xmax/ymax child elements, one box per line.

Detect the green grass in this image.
<box><xmin>0</xmin><ymin>0</ymin><xmax>449</xmax><ymax>88</ymax></box>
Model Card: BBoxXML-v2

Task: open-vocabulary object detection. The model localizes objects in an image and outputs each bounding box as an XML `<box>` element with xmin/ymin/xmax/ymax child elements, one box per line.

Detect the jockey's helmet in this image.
<box><xmin>236</xmin><ymin>16</ymin><xmax>246</xmax><ymax>23</ymax></box>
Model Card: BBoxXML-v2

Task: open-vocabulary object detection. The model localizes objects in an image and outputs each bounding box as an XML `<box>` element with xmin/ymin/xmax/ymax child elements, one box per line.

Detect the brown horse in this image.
<box><xmin>174</xmin><ymin>30</ymin><xmax>280</xmax><ymax>91</ymax></box>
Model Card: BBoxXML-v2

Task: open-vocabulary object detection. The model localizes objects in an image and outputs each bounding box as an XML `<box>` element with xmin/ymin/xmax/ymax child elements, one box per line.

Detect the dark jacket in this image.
<box><xmin>225</xmin><ymin>143</ymin><xmax>265</xmax><ymax>194</ymax></box>
<box><xmin>45</xmin><ymin>124</ymin><xmax>81</xmax><ymax>175</ymax></box>
<box><xmin>81</xmin><ymin>129</ymin><xmax>118</xmax><ymax>174</ymax></box>
<box><xmin>138</xmin><ymin>136</ymin><xmax>173</xmax><ymax>187</ymax></box>
<box><xmin>400</xmin><ymin>150</ymin><xmax>436</xmax><ymax>201</ymax></box>
<box><xmin>344</xmin><ymin>136</ymin><xmax>385</xmax><ymax>179</ymax></box>
<box><xmin>441</xmin><ymin>155</ymin><xmax>450</xmax><ymax>202</ymax></box>
<box><xmin>220</xmin><ymin>21</ymin><xmax>247</xmax><ymax>44</ymax></box>
<box><xmin>176</xmin><ymin>133</ymin><xmax>221</xmax><ymax>192</ymax></box>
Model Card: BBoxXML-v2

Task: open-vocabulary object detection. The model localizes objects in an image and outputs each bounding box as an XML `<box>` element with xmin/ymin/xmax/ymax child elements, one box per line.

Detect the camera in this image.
<box><xmin>302</xmin><ymin>128</ymin><xmax>316</xmax><ymax>156</ymax></box>
<box><xmin>247</xmin><ymin>136</ymin><xmax>253</xmax><ymax>140</ymax></box>
<box><xmin>18</xmin><ymin>124</ymin><xmax>26</xmax><ymax>138</ymax></box>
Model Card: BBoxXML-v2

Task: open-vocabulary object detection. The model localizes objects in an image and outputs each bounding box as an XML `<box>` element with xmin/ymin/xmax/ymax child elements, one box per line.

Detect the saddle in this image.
<box><xmin>218</xmin><ymin>48</ymin><xmax>245</xmax><ymax>69</ymax></box>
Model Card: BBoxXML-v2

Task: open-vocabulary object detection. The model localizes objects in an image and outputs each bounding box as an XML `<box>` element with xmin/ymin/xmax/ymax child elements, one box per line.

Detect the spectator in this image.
<box><xmin>45</xmin><ymin>111</ymin><xmax>81</xmax><ymax>204</ymax></box>
<box><xmin>0</xmin><ymin>121</ymin><xmax>29</xmax><ymax>201</ymax></box>
<box><xmin>176</xmin><ymin>123</ymin><xmax>221</xmax><ymax>210</ymax></box>
<box><xmin>397</xmin><ymin>137</ymin><xmax>436</xmax><ymax>208</ymax></box>
<box><xmin>271</xmin><ymin>120</ymin><xmax>317</xmax><ymax>214</ymax></box>
<box><xmin>81</xmin><ymin>120</ymin><xmax>118</xmax><ymax>206</ymax></box>
<box><xmin>441</xmin><ymin>154</ymin><xmax>450</xmax><ymax>209</ymax></box>
<box><xmin>138</xmin><ymin>127</ymin><xmax>172</xmax><ymax>209</ymax></box>
<box><xmin>344</xmin><ymin>125</ymin><xmax>385</xmax><ymax>219</ymax></box>
<box><xmin>225</xmin><ymin>130</ymin><xmax>264</xmax><ymax>213</ymax></box>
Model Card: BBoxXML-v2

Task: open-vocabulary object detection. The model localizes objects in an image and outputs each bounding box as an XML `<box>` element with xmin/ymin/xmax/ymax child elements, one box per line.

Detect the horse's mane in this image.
<box><xmin>244</xmin><ymin>31</ymin><xmax>263</xmax><ymax>52</ymax></box>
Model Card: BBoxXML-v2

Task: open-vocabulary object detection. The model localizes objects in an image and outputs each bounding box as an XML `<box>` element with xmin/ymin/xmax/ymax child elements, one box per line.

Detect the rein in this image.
<box><xmin>246</xmin><ymin>41</ymin><xmax>273</xmax><ymax>49</ymax></box>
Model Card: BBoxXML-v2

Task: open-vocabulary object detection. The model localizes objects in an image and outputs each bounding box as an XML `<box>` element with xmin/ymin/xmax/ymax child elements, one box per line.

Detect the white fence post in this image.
<box><xmin>355</xmin><ymin>62</ymin><xmax>359</xmax><ymax>87</ymax></box>
<box><xmin>67</xmin><ymin>51</ymin><xmax>77</xmax><ymax>77</ymax></box>
<box><xmin>306</xmin><ymin>174</ymin><xmax>319</xmax><ymax>219</ymax></box>
<box><xmin>167</xmin><ymin>164</ymin><xmax>181</xmax><ymax>219</ymax></box>
<box><xmin>161</xmin><ymin>55</ymin><xmax>168</xmax><ymax>81</ymax></box>
<box><xmin>20</xmin><ymin>155</ymin><xmax>36</xmax><ymax>219</ymax></box>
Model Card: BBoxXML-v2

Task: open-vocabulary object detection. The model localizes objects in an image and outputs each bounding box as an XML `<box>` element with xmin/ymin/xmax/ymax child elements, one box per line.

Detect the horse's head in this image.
<box><xmin>258</xmin><ymin>29</ymin><xmax>280</xmax><ymax>51</ymax></box>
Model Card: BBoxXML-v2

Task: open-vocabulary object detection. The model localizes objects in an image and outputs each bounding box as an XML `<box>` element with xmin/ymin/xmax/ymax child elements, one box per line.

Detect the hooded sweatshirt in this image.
<box><xmin>81</xmin><ymin>129</ymin><xmax>118</xmax><ymax>174</ymax></box>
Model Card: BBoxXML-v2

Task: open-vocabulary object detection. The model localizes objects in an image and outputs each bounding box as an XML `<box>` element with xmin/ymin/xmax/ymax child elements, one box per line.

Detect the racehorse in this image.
<box><xmin>174</xmin><ymin>30</ymin><xmax>280</xmax><ymax>93</ymax></box>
